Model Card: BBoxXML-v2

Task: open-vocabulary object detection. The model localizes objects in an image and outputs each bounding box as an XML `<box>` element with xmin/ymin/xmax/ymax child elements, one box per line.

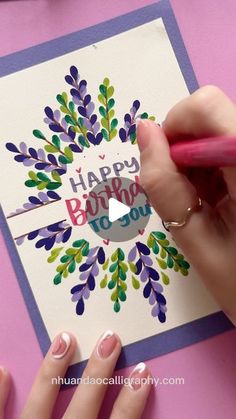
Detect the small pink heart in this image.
<box><xmin>103</xmin><ymin>239</ymin><xmax>110</xmax><ymax>245</ymax></box>
<box><xmin>99</xmin><ymin>154</ymin><xmax>105</xmax><ymax>160</ymax></box>
<box><xmin>138</xmin><ymin>229</ymin><xmax>145</xmax><ymax>235</ymax></box>
<box><xmin>76</xmin><ymin>167</ymin><xmax>82</xmax><ymax>174</ymax></box>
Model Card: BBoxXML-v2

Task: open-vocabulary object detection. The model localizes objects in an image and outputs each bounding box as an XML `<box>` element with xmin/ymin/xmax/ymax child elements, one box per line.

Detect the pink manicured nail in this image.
<box><xmin>97</xmin><ymin>330</ymin><xmax>118</xmax><ymax>358</ymax></box>
<box><xmin>51</xmin><ymin>332</ymin><xmax>71</xmax><ymax>359</ymax></box>
<box><xmin>129</xmin><ymin>362</ymin><xmax>149</xmax><ymax>390</ymax></box>
<box><xmin>136</xmin><ymin>118</ymin><xmax>151</xmax><ymax>152</ymax></box>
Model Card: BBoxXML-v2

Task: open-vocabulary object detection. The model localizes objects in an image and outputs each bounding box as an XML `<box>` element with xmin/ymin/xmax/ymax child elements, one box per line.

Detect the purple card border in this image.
<box><xmin>0</xmin><ymin>0</ymin><xmax>233</xmax><ymax>382</ymax></box>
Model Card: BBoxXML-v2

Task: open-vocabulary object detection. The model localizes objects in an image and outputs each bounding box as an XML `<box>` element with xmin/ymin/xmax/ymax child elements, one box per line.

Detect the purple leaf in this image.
<box><xmin>143</xmin><ymin>282</ymin><xmax>152</xmax><ymax>298</ymax></box>
<box><xmin>6</xmin><ymin>143</ymin><xmax>19</xmax><ymax>153</ymax></box>
<box><xmin>65</xmin><ymin>75</ymin><xmax>74</xmax><ymax>85</ymax></box>
<box><xmin>76</xmin><ymin>298</ymin><xmax>85</xmax><ymax>315</ymax></box>
<box><xmin>62</xmin><ymin>227</ymin><xmax>72</xmax><ymax>243</ymax></box>
<box><xmin>70</xmin><ymin>65</ymin><xmax>79</xmax><ymax>80</ymax></box>
<box><xmin>49</xmin><ymin>123</ymin><xmax>64</xmax><ymax>133</ymax></box>
<box><xmin>14</xmin><ymin>155</ymin><xmax>27</xmax><ymax>162</ymax></box>
<box><xmin>119</xmin><ymin>128</ymin><xmax>127</xmax><ymax>142</ymax></box>
<box><xmin>151</xmin><ymin>305</ymin><xmax>160</xmax><ymax>317</ymax></box>
<box><xmin>128</xmin><ymin>246</ymin><xmax>137</xmax><ymax>262</ymax></box>
<box><xmin>44</xmin><ymin>106</ymin><xmax>54</xmax><ymax>120</ymax></box>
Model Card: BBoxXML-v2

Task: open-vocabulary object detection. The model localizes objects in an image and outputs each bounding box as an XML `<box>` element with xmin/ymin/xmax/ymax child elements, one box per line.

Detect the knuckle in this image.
<box><xmin>190</xmin><ymin>85</ymin><xmax>225</xmax><ymax>115</ymax></box>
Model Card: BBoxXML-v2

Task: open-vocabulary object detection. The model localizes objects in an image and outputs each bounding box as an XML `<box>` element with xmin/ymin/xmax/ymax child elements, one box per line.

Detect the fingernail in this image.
<box><xmin>97</xmin><ymin>330</ymin><xmax>118</xmax><ymax>359</ymax></box>
<box><xmin>136</xmin><ymin>118</ymin><xmax>151</xmax><ymax>152</ymax></box>
<box><xmin>129</xmin><ymin>362</ymin><xmax>149</xmax><ymax>390</ymax></box>
<box><xmin>51</xmin><ymin>332</ymin><xmax>71</xmax><ymax>359</ymax></box>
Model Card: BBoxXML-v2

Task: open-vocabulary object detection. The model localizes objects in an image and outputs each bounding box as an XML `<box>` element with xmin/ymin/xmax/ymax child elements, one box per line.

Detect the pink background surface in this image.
<box><xmin>1</xmin><ymin>1</ymin><xmax>236</xmax><ymax>418</ymax></box>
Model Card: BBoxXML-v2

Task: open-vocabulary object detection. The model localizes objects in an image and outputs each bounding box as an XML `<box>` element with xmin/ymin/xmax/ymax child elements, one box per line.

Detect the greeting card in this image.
<box><xmin>0</xmin><ymin>0</ymin><xmax>232</xmax><ymax>379</ymax></box>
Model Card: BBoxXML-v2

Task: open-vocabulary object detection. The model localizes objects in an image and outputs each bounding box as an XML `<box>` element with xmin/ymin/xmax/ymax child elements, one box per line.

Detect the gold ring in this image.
<box><xmin>162</xmin><ymin>197</ymin><xmax>202</xmax><ymax>231</ymax></box>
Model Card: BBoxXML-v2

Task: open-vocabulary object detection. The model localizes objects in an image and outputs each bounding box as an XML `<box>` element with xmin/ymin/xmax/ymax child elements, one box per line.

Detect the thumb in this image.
<box><xmin>136</xmin><ymin>119</ymin><xmax>217</xmax><ymax>255</ymax></box>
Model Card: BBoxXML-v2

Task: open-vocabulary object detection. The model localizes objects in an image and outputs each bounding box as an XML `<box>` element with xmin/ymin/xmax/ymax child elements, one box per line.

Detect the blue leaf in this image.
<box><xmin>76</xmin><ymin>298</ymin><xmax>85</xmax><ymax>315</ymax></box>
<box><xmin>69</xmin><ymin>144</ymin><xmax>82</xmax><ymax>153</ymax></box>
<box><xmin>133</xmin><ymin>100</ymin><xmax>140</xmax><ymax>111</ymax></box>
<box><xmin>47</xmin><ymin>154</ymin><xmax>58</xmax><ymax>165</ymax></box>
<box><xmin>70</xmin><ymin>66</ymin><xmax>79</xmax><ymax>80</ymax></box>
<box><xmin>35</xmin><ymin>238</ymin><xmax>46</xmax><ymax>249</ymax></box>
<box><xmin>143</xmin><ymin>282</ymin><xmax>151</xmax><ymax>298</ymax></box>
<box><xmin>28</xmin><ymin>229</ymin><xmax>39</xmax><ymax>240</ymax></box>
<box><xmin>28</xmin><ymin>147</ymin><xmax>38</xmax><ymax>159</ymax></box>
<box><xmin>65</xmin><ymin>75</ymin><xmax>74</xmax><ymax>85</ymax></box>
<box><xmin>49</xmin><ymin>123</ymin><xmax>64</xmax><ymax>133</ymax></box>
<box><xmin>44</xmin><ymin>106</ymin><xmax>54</xmax><ymax>120</ymax></box>
<box><xmin>135</xmin><ymin>258</ymin><xmax>142</xmax><ymax>275</ymax></box>
<box><xmin>68</xmin><ymin>127</ymin><xmax>76</xmax><ymax>140</ymax></box>
<box><xmin>47</xmin><ymin>191</ymin><xmax>61</xmax><ymax>200</ymax></box>
<box><xmin>97</xmin><ymin>247</ymin><xmax>105</xmax><ymax>264</ymax></box>
<box><xmin>62</xmin><ymin>227</ymin><xmax>72</xmax><ymax>243</ymax></box>
<box><xmin>119</xmin><ymin>128</ymin><xmax>127</xmax><ymax>142</ymax></box>
<box><xmin>87</xmin><ymin>132</ymin><xmax>96</xmax><ymax>145</ymax></box>
<box><xmin>148</xmin><ymin>267</ymin><xmax>160</xmax><ymax>281</ymax></box>
<box><xmin>71</xmin><ymin>284</ymin><xmax>84</xmax><ymax>294</ymax></box>
<box><xmin>29</xmin><ymin>196</ymin><xmax>41</xmax><ymax>205</ymax></box>
<box><xmin>84</xmin><ymin>94</ymin><xmax>91</xmax><ymax>107</ymax></box>
<box><xmin>156</xmin><ymin>292</ymin><xmax>166</xmax><ymax>305</ymax></box>
<box><xmin>78</xmin><ymin>106</ymin><xmax>87</xmax><ymax>118</ymax></box>
<box><xmin>124</xmin><ymin>114</ymin><xmax>131</xmax><ymax>124</ymax></box>
<box><xmin>90</xmin><ymin>114</ymin><xmax>97</xmax><ymax>125</ymax></box>
<box><xmin>79</xmin><ymin>80</ymin><xmax>87</xmax><ymax>91</ymax></box>
<box><xmin>45</xmin><ymin>236</ymin><xmax>56</xmax><ymax>251</ymax></box>
<box><xmin>158</xmin><ymin>311</ymin><xmax>166</xmax><ymax>323</ymax></box>
<box><xmin>128</xmin><ymin>124</ymin><xmax>136</xmax><ymax>136</ymax></box>
<box><xmin>136</xmin><ymin>242</ymin><xmax>150</xmax><ymax>255</ymax></box>
<box><xmin>6</xmin><ymin>142</ymin><xmax>19</xmax><ymax>153</ymax></box>
<box><xmin>96</xmin><ymin>133</ymin><xmax>103</xmax><ymax>144</ymax></box>
<box><xmin>79</xmin><ymin>263</ymin><xmax>92</xmax><ymax>272</ymax></box>
<box><xmin>35</xmin><ymin>163</ymin><xmax>48</xmax><ymax>170</ymax></box>
<box><xmin>88</xmin><ymin>274</ymin><xmax>95</xmax><ymax>290</ymax></box>
<box><xmin>14</xmin><ymin>155</ymin><xmax>27</xmax><ymax>162</ymax></box>
<box><xmin>47</xmin><ymin>222</ymin><xmax>61</xmax><ymax>232</ymax></box>
<box><xmin>70</xmin><ymin>88</ymin><xmax>81</xmax><ymax>99</ymax></box>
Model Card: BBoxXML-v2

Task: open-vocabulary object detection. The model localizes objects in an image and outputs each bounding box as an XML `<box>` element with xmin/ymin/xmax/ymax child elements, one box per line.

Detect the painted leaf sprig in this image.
<box><xmin>119</xmin><ymin>101</ymin><xmax>156</xmax><ymax>144</ymax></box>
<box><xmin>15</xmin><ymin>220</ymin><xmax>72</xmax><ymax>249</ymax></box>
<box><xmin>107</xmin><ymin>248</ymin><xmax>128</xmax><ymax>313</ymax></box>
<box><xmin>98</xmin><ymin>78</ymin><xmax>118</xmax><ymax>141</ymax></box>
<box><xmin>147</xmin><ymin>232</ymin><xmax>190</xmax><ymax>285</ymax></box>
<box><xmin>66</xmin><ymin>66</ymin><xmax>103</xmax><ymax>145</ymax></box>
<box><xmin>129</xmin><ymin>242</ymin><xmax>167</xmax><ymax>323</ymax></box>
<box><xmin>25</xmin><ymin>170</ymin><xmax>62</xmax><ymax>190</ymax></box>
<box><xmin>6</xmin><ymin>142</ymin><xmax>67</xmax><ymax>175</ymax></box>
<box><xmin>53</xmin><ymin>239</ymin><xmax>89</xmax><ymax>285</ymax></box>
<box><xmin>71</xmin><ymin>246</ymin><xmax>105</xmax><ymax>315</ymax></box>
<box><xmin>7</xmin><ymin>191</ymin><xmax>61</xmax><ymax>219</ymax></box>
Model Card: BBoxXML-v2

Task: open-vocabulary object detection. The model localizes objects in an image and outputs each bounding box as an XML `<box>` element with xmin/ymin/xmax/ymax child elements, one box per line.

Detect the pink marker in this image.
<box><xmin>170</xmin><ymin>136</ymin><xmax>236</xmax><ymax>167</ymax></box>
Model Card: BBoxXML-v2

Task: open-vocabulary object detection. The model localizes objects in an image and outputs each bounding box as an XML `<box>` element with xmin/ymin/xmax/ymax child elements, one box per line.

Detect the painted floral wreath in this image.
<box><xmin>6</xmin><ymin>66</ymin><xmax>190</xmax><ymax>323</ymax></box>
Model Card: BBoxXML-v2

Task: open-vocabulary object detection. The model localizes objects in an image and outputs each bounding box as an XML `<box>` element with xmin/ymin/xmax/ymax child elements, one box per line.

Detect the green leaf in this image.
<box><xmin>47</xmin><ymin>247</ymin><xmax>63</xmax><ymax>263</ymax></box>
<box><xmin>109</xmin><ymin>262</ymin><xmax>118</xmax><ymax>272</ymax></box>
<box><xmin>82</xmin><ymin>242</ymin><xmax>89</xmax><ymax>256</ymax></box>
<box><xmin>141</xmin><ymin>112</ymin><xmax>148</xmax><ymax>119</ymax></box>
<box><xmin>52</xmin><ymin>135</ymin><xmax>60</xmax><ymax>148</ymax></box>
<box><xmin>107</xmin><ymin>98</ymin><xmax>115</xmax><ymax>111</ymax></box>
<box><xmin>111</xmin><ymin>118</ymin><xmax>118</xmax><ymax>130</ymax></box>
<box><xmin>120</xmin><ymin>261</ymin><xmax>128</xmax><ymax>272</ymax></box>
<box><xmin>118</xmin><ymin>289</ymin><xmax>126</xmax><ymax>302</ymax></box>
<box><xmin>100</xmin><ymin>275</ymin><xmax>108</xmax><ymax>288</ymax></box>
<box><xmin>107</xmin><ymin>86</ymin><xmax>114</xmax><ymax>98</ymax></box>
<box><xmin>160</xmin><ymin>247</ymin><xmax>167</xmax><ymax>259</ymax></box>
<box><xmin>110</xmin><ymin>130</ymin><xmax>117</xmax><ymax>140</ymax></box>
<box><xmin>99</xmin><ymin>106</ymin><xmax>107</xmax><ymax>118</ymax></box>
<box><xmin>114</xmin><ymin>300</ymin><xmax>120</xmax><ymax>313</ymax></box>
<box><xmin>37</xmin><ymin>172</ymin><xmax>50</xmax><ymax>181</ymax></box>
<box><xmin>98</xmin><ymin>94</ymin><xmax>106</xmax><ymax>105</ymax></box>
<box><xmin>111</xmin><ymin>289</ymin><xmax>118</xmax><ymax>302</ymax></box>
<box><xmin>33</xmin><ymin>129</ymin><xmax>46</xmax><ymax>140</ymax></box>
<box><xmin>119</xmin><ymin>281</ymin><xmax>127</xmax><ymax>291</ymax></box>
<box><xmin>179</xmin><ymin>260</ymin><xmax>190</xmax><ymax>269</ymax></box>
<box><xmin>118</xmin><ymin>248</ymin><xmax>125</xmax><ymax>261</ymax></box>
<box><xmin>147</xmin><ymin>235</ymin><xmax>154</xmax><ymax>248</ymax></box>
<box><xmin>47</xmin><ymin>182</ymin><xmax>61</xmax><ymax>190</ymax></box>
<box><xmin>73</xmin><ymin>239</ymin><xmax>85</xmax><ymax>247</ymax></box>
<box><xmin>103</xmin><ymin>78</ymin><xmax>110</xmax><ymax>87</ymax></box>
<box><xmin>65</xmin><ymin>115</ymin><xmax>76</xmax><ymax>126</ymax></box>
<box><xmin>167</xmin><ymin>255</ymin><xmax>174</xmax><ymax>269</ymax></box>
<box><xmin>64</xmin><ymin>146</ymin><xmax>73</xmax><ymax>162</ymax></box>
<box><xmin>69</xmin><ymin>101</ymin><xmax>75</xmax><ymax>113</ymax></box>
<box><xmin>51</xmin><ymin>171</ymin><xmax>61</xmax><ymax>182</ymax></box>
<box><xmin>53</xmin><ymin>273</ymin><xmax>62</xmax><ymax>285</ymax></box>
<box><xmin>65</xmin><ymin>248</ymin><xmax>78</xmax><ymax>255</ymax></box>
<box><xmin>119</xmin><ymin>270</ymin><xmax>126</xmax><ymax>281</ymax></box>
<box><xmin>75</xmin><ymin>253</ymin><xmax>82</xmax><ymax>263</ymax></box>
<box><xmin>153</xmin><ymin>231</ymin><xmax>166</xmax><ymax>240</ymax></box>
<box><xmin>25</xmin><ymin>180</ymin><xmax>38</xmax><ymax>187</ymax></box>
<box><xmin>157</xmin><ymin>258</ymin><xmax>167</xmax><ymax>269</ymax></box>
<box><xmin>158</xmin><ymin>239</ymin><xmax>170</xmax><ymax>247</ymax></box>
<box><xmin>28</xmin><ymin>171</ymin><xmax>38</xmax><ymax>181</ymax></box>
<box><xmin>56</xmin><ymin>93</ymin><xmax>66</xmax><ymax>106</ymax></box>
<box><xmin>168</xmin><ymin>247</ymin><xmax>178</xmax><ymax>256</ymax></box>
<box><xmin>44</xmin><ymin>145</ymin><xmax>59</xmax><ymax>153</ymax></box>
<box><xmin>161</xmin><ymin>272</ymin><xmax>170</xmax><ymax>285</ymax></box>
<box><xmin>63</xmin><ymin>269</ymin><xmax>69</xmax><ymax>278</ymax></box>
<box><xmin>180</xmin><ymin>268</ymin><xmax>189</xmax><ymax>276</ymax></box>
<box><xmin>101</xmin><ymin>128</ymin><xmax>108</xmax><ymax>140</ymax></box>
<box><xmin>108</xmin><ymin>280</ymin><xmax>116</xmax><ymax>290</ymax></box>
<box><xmin>109</xmin><ymin>109</ymin><xmax>115</xmax><ymax>119</ymax></box>
<box><xmin>132</xmin><ymin>275</ymin><xmax>140</xmax><ymax>289</ymax></box>
<box><xmin>112</xmin><ymin>271</ymin><xmax>119</xmax><ymax>280</ymax></box>
<box><xmin>111</xmin><ymin>250</ymin><xmax>118</xmax><ymax>262</ymax></box>
<box><xmin>99</xmin><ymin>84</ymin><xmax>106</xmax><ymax>96</ymax></box>
<box><xmin>37</xmin><ymin>181</ymin><xmax>48</xmax><ymax>190</ymax></box>
<box><xmin>129</xmin><ymin>262</ymin><xmax>137</xmax><ymax>274</ymax></box>
<box><xmin>153</xmin><ymin>241</ymin><xmax>159</xmax><ymax>254</ymax></box>
<box><xmin>60</xmin><ymin>106</ymin><xmax>68</xmax><ymax>114</ymax></box>
<box><xmin>58</xmin><ymin>155</ymin><xmax>69</xmax><ymax>165</ymax></box>
<box><xmin>61</xmin><ymin>255</ymin><xmax>72</xmax><ymax>263</ymax></box>
<box><xmin>102</xmin><ymin>258</ymin><xmax>109</xmax><ymax>270</ymax></box>
<box><xmin>101</xmin><ymin>118</ymin><xmax>109</xmax><ymax>130</ymax></box>
<box><xmin>62</xmin><ymin>92</ymin><xmax>68</xmax><ymax>103</ymax></box>
<box><xmin>68</xmin><ymin>260</ymin><xmax>76</xmax><ymax>273</ymax></box>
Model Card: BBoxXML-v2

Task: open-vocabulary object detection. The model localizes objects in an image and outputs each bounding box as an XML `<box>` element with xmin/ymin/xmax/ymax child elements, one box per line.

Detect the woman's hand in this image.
<box><xmin>137</xmin><ymin>85</ymin><xmax>236</xmax><ymax>325</ymax></box>
<box><xmin>0</xmin><ymin>331</ymin><xmax>151</xmax><ymax>419</ymax></box>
